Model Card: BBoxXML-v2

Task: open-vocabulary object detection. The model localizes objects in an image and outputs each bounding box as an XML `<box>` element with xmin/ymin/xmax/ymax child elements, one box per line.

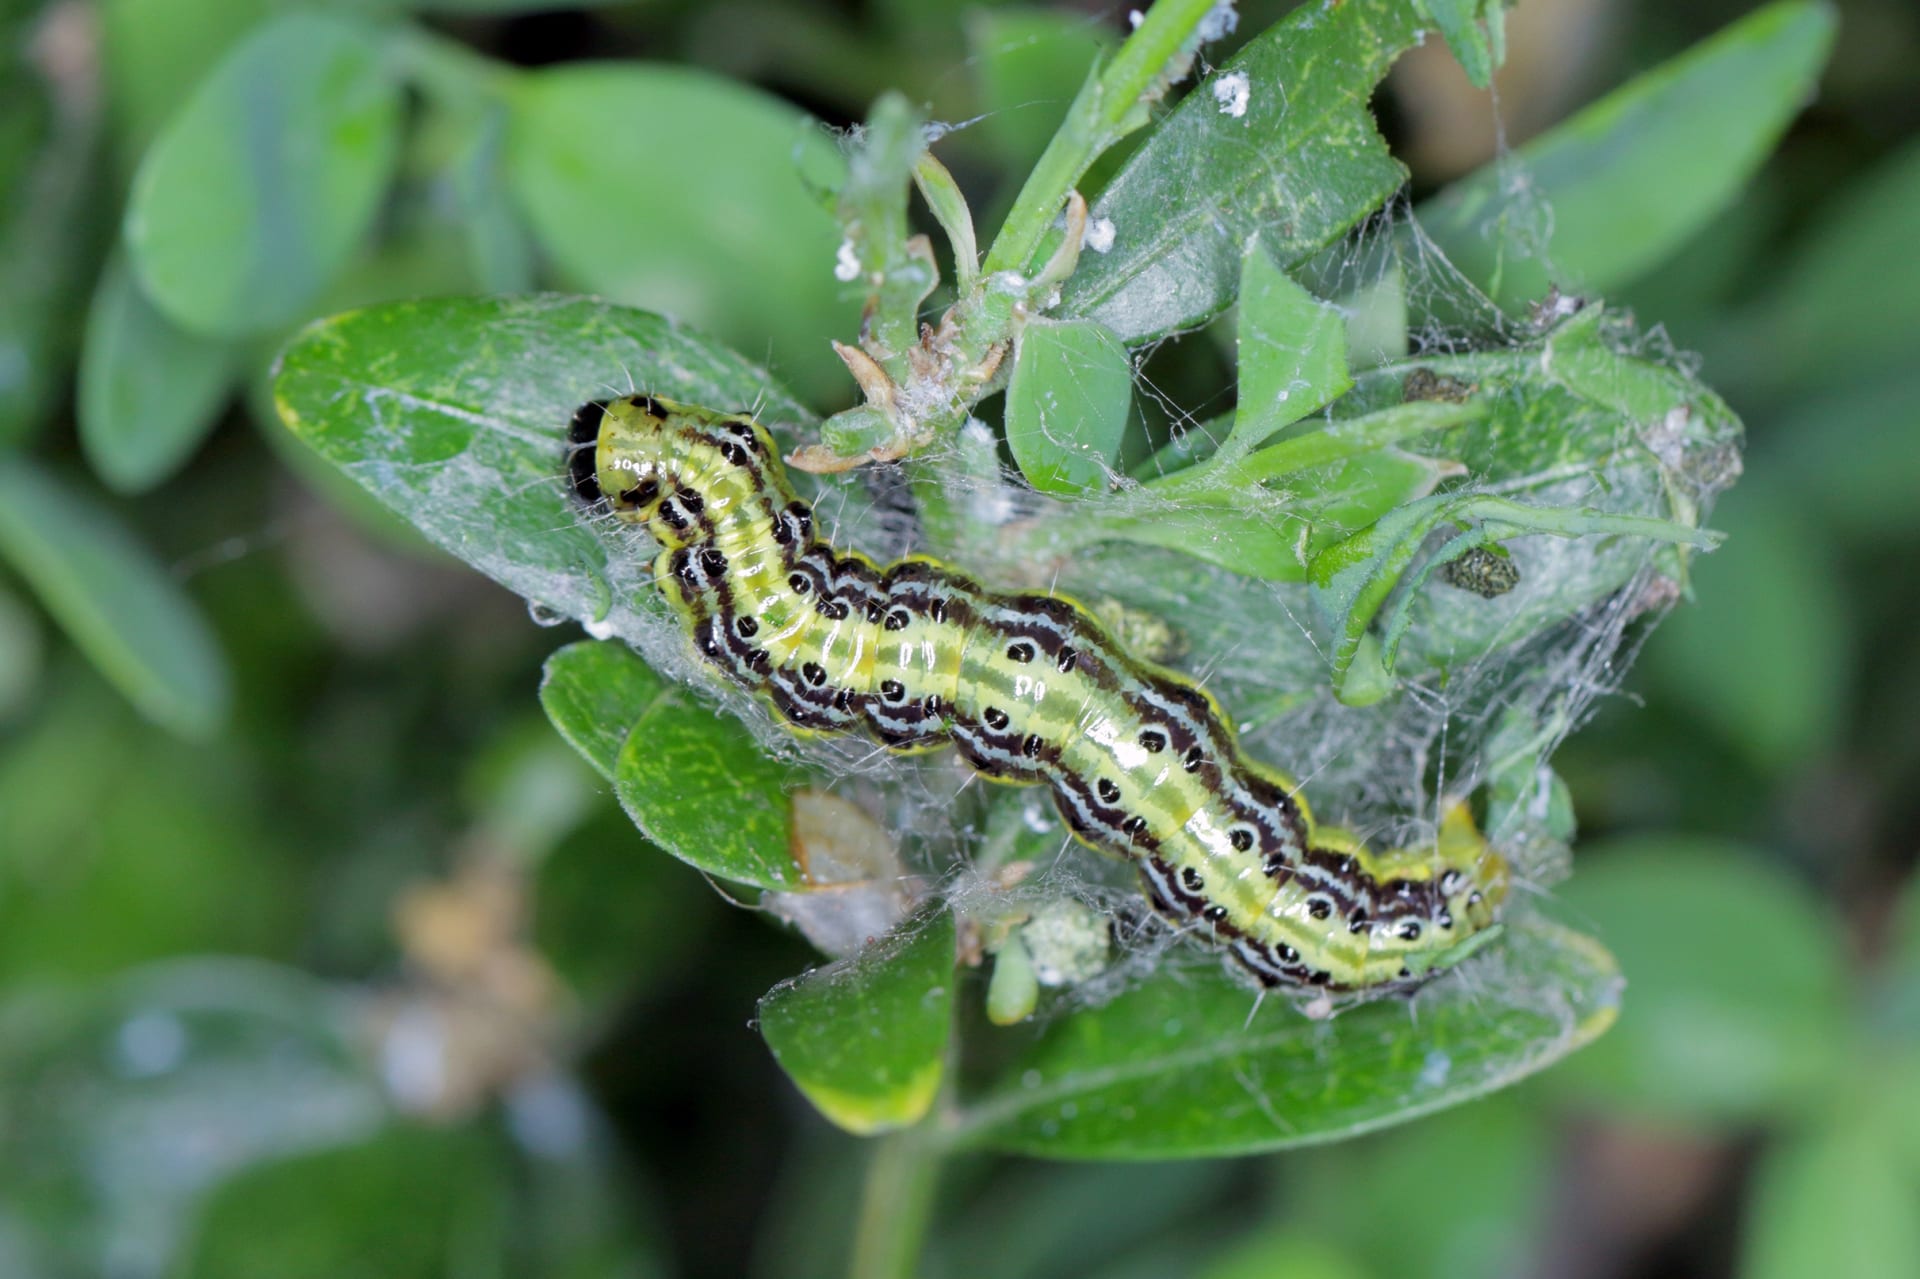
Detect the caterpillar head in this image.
<box><xmin>568</xmin><ymin>395</ymin><xmax>779</xmax><ymax>548</ymax></box>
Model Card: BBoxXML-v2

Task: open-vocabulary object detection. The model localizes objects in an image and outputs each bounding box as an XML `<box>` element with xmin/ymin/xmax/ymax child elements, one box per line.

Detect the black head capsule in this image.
<box><xmin>566</xmin><ymin>400</ymin><xmax>610</xmax><ymax>503</ymax></box>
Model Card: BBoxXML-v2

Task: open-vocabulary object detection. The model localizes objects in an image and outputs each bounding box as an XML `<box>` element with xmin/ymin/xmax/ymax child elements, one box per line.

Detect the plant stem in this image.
<box><xmin>981</xmin><ymin>0</ymin><xmax>1222</xmax><ymax>277</ymax></box>
<box><xmin>848</xmin><ymin>1125</ymin><xmax>943</xmax><ymax>1279</ymax></box>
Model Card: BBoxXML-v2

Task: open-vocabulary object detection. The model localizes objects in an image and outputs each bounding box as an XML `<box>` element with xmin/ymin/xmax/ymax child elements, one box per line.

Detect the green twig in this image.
<box><xmin>849</xmin><ymin>1111</ymin><xmax>943</xmax><ymax>1279</ymax></box>
<box><xmin>981</xmin><ymin>0</ymin><xmax>1223</xmax><ymax>277</ymax></box>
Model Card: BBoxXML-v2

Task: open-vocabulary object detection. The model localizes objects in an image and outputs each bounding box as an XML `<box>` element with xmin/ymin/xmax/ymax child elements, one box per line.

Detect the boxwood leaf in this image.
<box><xmin>1743</xmin><ymin>1110</ymin><xmax>1920</xmax><ymax>1279</ymax></box>
<box><xmin>506</xmin><ymin>63</ymin><xmax>855</xmax><ymax>401</ymax></box>
<box><xmin>1005</xmin><ymin>318</ymin><xmax>1132</xmax><ymax>495</ymax></box>
<box><xmin>760</xmin><ymin>907</ymin><xmax>955</xmax><ymax>1135</ymax></box>
<box><xmin>612</xmin><ymin>688</ymin><xmax>805</xmax><ymax>890</ymax></box>
<box><xmin>539</xmin><ymin>638</ymin><xmax>670</xmax><ymax>781</ymax></box>
<box><xmin>950</xmin><ymin>916</ymin><xmax>1618</xmax><ymax>1158</ymax></box>
<box><xmin>0</xmin><ymin>459</ymin><xmax>229</xmax><ymax>739</ymax></box>
<box><xmin>126</xmin><ymin>11</ymin><xmax>403</xmax><ymax>336</ymax></box>
<box><xmin>1057</xmin><ymin>0</ymin><xmax>1424</xmax><ymax>344</ymax></box>
<box><xmin>78</xmin><ymin>254</ymin><xmax>237</xmax><ymax>493</ymax></box>
<box><xmin>1228</xmin><ymin>243</ymin><xmax>1352</xmax><ymax>456</ymax></box>
<box><xmin>273</xmin><ymin>294</ymin><xmax>814</xmax><ymax>667</ymax></box>
<box><xmin>1544</xmin><ymin>835</ymin><xmax>1850</xmax><ymax>1125</ymax></box>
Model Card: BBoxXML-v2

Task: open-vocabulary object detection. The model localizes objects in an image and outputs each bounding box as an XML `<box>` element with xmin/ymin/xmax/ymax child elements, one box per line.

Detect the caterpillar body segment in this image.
<box><xmin>571</xmin><ymin>394</ymin><xmax>1509</xmax><ymax>992</ymax></box>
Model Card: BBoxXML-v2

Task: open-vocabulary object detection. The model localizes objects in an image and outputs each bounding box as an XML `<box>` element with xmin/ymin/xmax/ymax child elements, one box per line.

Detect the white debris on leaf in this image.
<box><xmin>580</xmin><ymin>615</ymin><xmax>618</xmax><ymax>641</ymax></box>
<box><xmin>1128</xmin><ymin>8</ymin><xmax>1144</xmax><ymax>29</ymax></box>
<box><xmin>833</xmin><ymin>239</ymin><xmax>860</xmax><ymax>283</ymax></box>
<box><xmin>1022</xmin><ymin>900</ymin><xmax>1112</xmax><ymax>986</ymax></box>
<box><xmin>1196</xmin><ymin>1</ymin><xmax>1239</xmax><ymax>41</ymax></box>
<box><xmin>1213</xmin><ymin>70</ymin><xmax>1250</xmax><ymax>118</ymax></box>
<box><xmin>1084</xmin><ymin>217</ymin><xmax>1117</xmax><ymax>254</ymax></box>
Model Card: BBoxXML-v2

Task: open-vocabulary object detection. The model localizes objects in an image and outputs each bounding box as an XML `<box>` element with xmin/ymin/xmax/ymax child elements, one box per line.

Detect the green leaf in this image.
<box><xmin>0</xmin><ymin>459</ymin><xmax>229</xmax><ymax>739</ymax></box>
<box><xmin>1765</xmin><ymin>369</ymin><xmax>1920</xmax><ymax>543</ymax></box>
<box><xmin>1743</xmin><ymin>1113</ymin><xmax>1920</xmax><ymax>1279</ymax></box>
<box><xmin>99</xmin><ymin>0</ymin><xmax>277</xmax><ymax>159</ymax></box>
<box><xmin>1058</xmin><ymin>0</ymin><xmax>1424</xmax><ymax>344</ymax></box>
<box><xmin>1227</xmin><ymin>244</ymin><xmax>1351</xmax><ymax>458</ymax></box>
<box><xmin>0</xmin><ymin>578</ymin><xmax>41</xmax><ymax>722</ymax></box>
<box><xmin>1418</xmin><ymin>0</ymin><xmax>1835</xmax><ymax>310</ymax></box>
<box><xmin>505</xmin><ymin>63</ymin><xmax>856</xmax><ymax>401</ymax></box>
<box><xmin>539</xmin><ymin>638</ymin><xmax>670</xmax><ymax>781</ymax></box>
<box><xmin>1308</xmin><ymin>489</ymin><xmax>1716</xmax><ymax>703</ymax></box>
<box><xmin>612</xmin><ymin>688</ymin><xmax>804</xmax><ymax>890</ymax></box>
<box><xmin>174</xmin><ymin>1126</ymin><xmax>505</xmax><ymax>1279</ymax></box>
<box><xmin>1422</xmin><ymin>0</ymin><xmax>1507</xmax><ymax>89</ymax></box>
<box><xmin>1546</xmin><ymin>835</ymin><xmax>1850</xmax><ymax>1125</ymax></box>
<box><xmin>950</xmin><ymin>917</ymin><xmax>1619</xmax><ymax>1158</ymax></box>
<box><xmin>966</xmin><ymin>8</ymin><xmax>1114</xmax><ymax>177</ymax></box>
<box><xmin>450</xmin><ymin>104</ymin><xmax>536</xmax><ymax>296</ymax></box>
<box><xmin>0</xmin><ymin>22</ymin><xmax>107</xmax><ymax>446</ymax></box>
<box><xmin>1083</xmin><ymin>439</ymin><xmax>1456</xmax><ymax>584</ymax></box>
<box><xmin>1735</xmin><ymin>136</ymin><xmax>1920</xmax><ymax>390</ymax></box>
<box><xmin>1004</xmin><ymin>318</ymin><xmax>1132</xmax><ymax>495</ymax></box>
<box><xmin>1648</xmin><ymin>481</ymin><xmax>1848</xmax><ymax>772</ymax></box>
<box><xmin>1052</xmin><ymin>501</ymin><xmax>1308</xmax><ymax>582</ymax></box>
<box><xmin>273</xmin><ymin>295</ymin><xmax>813</xmax><ymax>645</ymax></box>
<box><xmin>759</xmin><ymin>907</ymin><xmax>955</xmax><ymax>1135</ymax></box>
<box><xmin>126</xmin><ymin>11</ymin><xmax>404</xmax><ymax>336</ymax></box>
<box><xmin>1236</xmin><ymin>399</ymin><xmax>1479</xmax><ymax>483</ymax></box>
<box><xmin>78</xmin><ymin>254</ymin><xmax>238</xmax><ymax>493</ymax></box>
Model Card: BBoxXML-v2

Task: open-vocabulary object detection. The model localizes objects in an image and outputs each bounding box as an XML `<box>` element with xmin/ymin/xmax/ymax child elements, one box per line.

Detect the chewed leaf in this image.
<box><xmin>273</xmin><ymin>294</ymin><xmax>814</xmax><ymax>662</ymax></box>
<box><xmin>614</xmin><ymin>688</ymin><xmax>806</xmax><ymax>890</ymax></box>
<box><xmin>949</xmin><ymin>917</ymin><xmax>1619</xmax><ymax>1159</ymax></box>
<box><xmin>759</xmin><ymin>907</ymin><xmax>956</xmax><ymax>1135</ymax></box>
<box><xmin>1228</xmin><ymin>244</ymin><xmax>1351</xmax><ymax>459</ymax></box>
<box><xmin>1424</xmin><ymin>0</ymin><xmax>1508</xmax><ymax>88</ymax></box>
<box><xmin>1058</xmin><ymin>0</ymin><xmax>1423</xmax><ymax>344</ymax></box>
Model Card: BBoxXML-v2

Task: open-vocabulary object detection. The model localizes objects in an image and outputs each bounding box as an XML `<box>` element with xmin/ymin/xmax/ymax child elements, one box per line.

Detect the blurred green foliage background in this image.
<box><xmin>0</xmin><ymin>0</ymin><xmax>1916</xmax><ymax>1275</ymax></box>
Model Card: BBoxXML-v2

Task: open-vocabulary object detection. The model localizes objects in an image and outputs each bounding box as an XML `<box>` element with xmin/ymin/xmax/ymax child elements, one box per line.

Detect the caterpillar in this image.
<box><xmin>569</xmin><ymin>394</ymin><xmax>1510</xmax><ymax>993</ymax></box>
